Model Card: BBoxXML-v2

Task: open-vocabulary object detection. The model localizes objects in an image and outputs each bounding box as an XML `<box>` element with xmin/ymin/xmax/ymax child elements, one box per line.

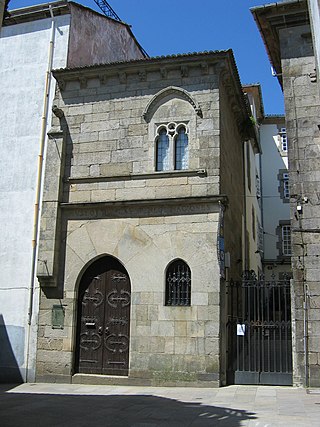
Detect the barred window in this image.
<box><xmin>165</xmin><ymin>259</ymin><xmax>191</xmax><ymax>306</ymax></box>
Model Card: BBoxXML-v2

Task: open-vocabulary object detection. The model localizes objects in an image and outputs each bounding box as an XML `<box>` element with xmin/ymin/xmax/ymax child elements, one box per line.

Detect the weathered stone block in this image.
<box><xmin>68</xmin><ymin>190</ymin><xmax>91</xmax><ymax>203</ymax></box>
<box><xmin>174</xmin><ymin>321</ymin><xmax>187</xmax><ymax>337</ymax></box>
<box><xmin>205</xmin><ymin>321</ymin><xmax>220</xmax><ymax>338</ymax></box>
<box><xmin>70</xmin><ymin>165</ymin><xmax>90</xmax><ymax>178</ymax></box>
<box><xmin>155</xmin><ymin>185</ymin><xmax>191</xmax><ymax>198</ymax></box>
<box><xmin>148</xmin><ymin>354</ymin><xmax>173</xmax><ymax>371</ymax></box>
<box><xmin>90</xmin><ymin>189</ymin><xmax>115</xmax><ymax>202</ymax></box>
<box><xmin>99</xmin><ymin>162</ymin><xmax>132</xmax><ymax>176</ymax></box>
<box><xmin>192</xmin><ymin>292</ymin><xmax>209</xmax><ymax>306</ymax></box>
<box><xmin>174</xmin><ymin>337</ymin><xmax>198</xmax><ymax>355</ymax></box>
<box><xmin>150</xmin><ymin>320</ymin><xmax>174</xmax><ymax>337</ymax></box>
<box><xmin>149</xmin><ymin>337</ymin><xmax>166</xmax><ymax>353</ymax></box>
<box><xmin>115</xmin><ymin>187</ymin><xmax>156</xmax><ymax>200</ymax></box>
<box><xmin>187</xmin><ymin>321</ymin><xmax>205</xmax><ymax>337</ymax></box>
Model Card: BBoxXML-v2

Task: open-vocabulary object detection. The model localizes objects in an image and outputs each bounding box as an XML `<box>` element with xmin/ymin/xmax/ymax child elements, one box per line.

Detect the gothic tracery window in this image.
<box><xmin>175</xmin><ymin>126</ymin><xmax>189</xmax><ymax>170</ymax></box>
<box><xmin>156</xmin><ymin>127</ymin><xmax>170</xmax><ymax>171</ymax></box>
<box><xmin>155</xmin><ymin>122</ymin><xmax>189</xmax><ymax>171</ymax></box>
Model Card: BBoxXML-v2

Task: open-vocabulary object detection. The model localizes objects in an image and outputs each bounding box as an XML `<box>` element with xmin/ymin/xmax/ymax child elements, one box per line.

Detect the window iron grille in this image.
<box><xmin>165</xmin><ymin>260</ymin><xmax>191</xmax><ymax>306</ymax></box>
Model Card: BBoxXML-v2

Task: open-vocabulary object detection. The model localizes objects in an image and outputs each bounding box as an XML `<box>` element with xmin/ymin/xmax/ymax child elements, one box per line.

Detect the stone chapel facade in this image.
<box><xmin>36</xmin><ymin>51</ymin><xmax>252</xmax><ymax>386</ymax></box>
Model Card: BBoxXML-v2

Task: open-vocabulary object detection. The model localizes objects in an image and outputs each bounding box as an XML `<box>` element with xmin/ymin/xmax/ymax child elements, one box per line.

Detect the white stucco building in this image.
<box><xmin>260</xmin><ymin>116</ymin><xmax>291</xmax><ymax>279</ymax></box>
<box><xmin>243</xmin><ymin>85</ymin><xmax>290</xmax><ymax>279</ymax></box>
<box><xmin>242</xmin><ymin>85</ymin><xmax>263</xmax><ymax>275</ymax></box>
<box><xmin>0</xmin><ymin>0</ymin><xmax>145</xmax><ymax>382</ymax></box>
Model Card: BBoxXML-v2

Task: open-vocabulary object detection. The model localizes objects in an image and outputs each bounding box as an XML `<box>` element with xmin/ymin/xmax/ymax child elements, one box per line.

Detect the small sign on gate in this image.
<box><xmin>237</xmin><ymin>324</ymin><xmax>246</xmax><ymax>336</ymax></box>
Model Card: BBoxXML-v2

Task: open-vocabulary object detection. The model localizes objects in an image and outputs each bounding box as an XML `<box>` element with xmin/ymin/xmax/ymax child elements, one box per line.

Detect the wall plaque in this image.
<box><xmin>52</xmin><ymin>305</ymin><xmax>65</xmax><ymax>329</ymax></box>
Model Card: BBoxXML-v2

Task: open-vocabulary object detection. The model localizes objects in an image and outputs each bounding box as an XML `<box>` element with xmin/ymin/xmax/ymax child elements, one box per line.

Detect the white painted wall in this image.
<box><xmin>260</xmin><ymin>123</ymin><xmax>290</xmax><ymax>262</ymax></box>
<box><xmin>0</xmin><ymin>14</ymin><xmax>70</xmax><ymax>381</ymax></box>
<box><xmin>244</xmin><ymin>140</ymin><xmax>262</xmax><ymax>273</ymax></box>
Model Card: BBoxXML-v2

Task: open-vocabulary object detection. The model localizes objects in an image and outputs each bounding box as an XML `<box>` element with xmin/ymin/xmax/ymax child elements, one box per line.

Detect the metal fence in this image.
<box><xmin>227</xmin><ymin>271</ymin><xmax>292</xmax><ymax>385</ymax></box>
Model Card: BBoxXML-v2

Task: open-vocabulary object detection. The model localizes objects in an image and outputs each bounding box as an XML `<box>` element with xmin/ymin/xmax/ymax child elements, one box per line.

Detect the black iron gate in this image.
<box><xmin>227</xmin><ymin>271</ymin><xmax>292</xmax><ymax>385</ymax></box>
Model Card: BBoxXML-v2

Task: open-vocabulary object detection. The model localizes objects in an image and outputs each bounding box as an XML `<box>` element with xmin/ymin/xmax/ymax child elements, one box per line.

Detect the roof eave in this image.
<box><xmin>52</xmin><ymin>49</ymin><xmax>232</xmax><ymax>76</ymax></box>
<box><xmin>3</xmin><ymin>1</ymin><xmax>70</xmax><ymax>25</ymax></box>
<box><xmin>250</xmin><ymin>0</ymin><xmax>309</xmax><ymax>91</ymax></box>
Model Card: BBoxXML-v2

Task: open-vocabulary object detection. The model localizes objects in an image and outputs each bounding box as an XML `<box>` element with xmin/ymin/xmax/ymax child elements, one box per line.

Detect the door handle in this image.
<box><xmin>98</xmin><ymin>326</ymin><xmax>103</xmax><ymax>335</ymax></box>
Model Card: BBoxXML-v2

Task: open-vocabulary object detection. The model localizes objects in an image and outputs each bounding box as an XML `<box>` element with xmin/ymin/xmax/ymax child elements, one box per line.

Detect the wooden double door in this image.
<box><xmin>75</xmin><ymin>256</ymin><xmax>131</xmax><ymax>376</ymax></box>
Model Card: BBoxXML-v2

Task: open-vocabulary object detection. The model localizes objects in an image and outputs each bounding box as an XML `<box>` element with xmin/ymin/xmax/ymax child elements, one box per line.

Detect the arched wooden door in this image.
<box><xmin>75</xmin><ymin>256</ymin><xmax>131</xmax><ymax>376</ymax></box>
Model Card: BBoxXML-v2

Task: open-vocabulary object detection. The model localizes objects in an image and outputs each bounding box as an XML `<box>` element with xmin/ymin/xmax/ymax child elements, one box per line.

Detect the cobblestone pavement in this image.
<box><xmin>0</xmin><ymin>383</ymin><xmax>319</xmax><ymax>426</ymax></box>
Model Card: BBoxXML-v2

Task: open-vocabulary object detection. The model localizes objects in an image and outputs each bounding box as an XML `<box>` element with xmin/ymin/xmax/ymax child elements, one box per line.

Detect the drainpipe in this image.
<box><xmin>26</xmin><ymin>5</ymin><xmax>56</xmax><ymax>382</ymax></box>
<box><xmin>243</xmin><ymin>141</ymin><xmax>248</xmax><ymax>272</ymax></box>
<box><xmin>303</xmin><ymin>294</ymin><xmax>309</xmax><ymax>387</ymax></box>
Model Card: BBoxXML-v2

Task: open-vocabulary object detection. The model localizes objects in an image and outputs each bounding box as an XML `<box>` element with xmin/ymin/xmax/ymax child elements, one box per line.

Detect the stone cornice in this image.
<box><xmin>220</xmin><ymin>66</ymin><xmax>253</xmax><ymax>140</ymax></box>
<box><xmin>61</xmin><ymin>195</ymin><xmax>227</xmax><ymax>208</ymax></box>
<box><xmin>60</xmin><ymin>195</ymin><xmax>228</xmax><ymax>219</ymax></box>
<box><xmin>3</xmin><ymin>1</ymin><xmax>69</xmax><ymax>26</ymax></box>
<box><xmin>52</xmin><ymin>51</ymin><xmax>235</xmax><ymax>91</ymax></box>
<box><xmin>251</xmin><ymin>0</ymin><xmax>309</xmax><ymax>88</ymax></box>
<box><xmin>67</xmin><ymin>169</ymin><xmax>207</xmax><ymax>184</ymax></box>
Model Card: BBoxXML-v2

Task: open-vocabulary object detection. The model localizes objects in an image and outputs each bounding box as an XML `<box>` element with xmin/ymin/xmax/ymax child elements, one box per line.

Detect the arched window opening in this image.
<box><xmin>175</xmin><ymin>126</ymin><xmax>189</xmax><ymax>170</ymax></box>
<box><xmin>165</xmin><ymin>259</ymin><xmax>191</xmax><ymax>306</ymax></box>
<box><xmin>155</xmin><ymin>122</ymin><xmax>189</xmax><ymax>171</ymax></box>
<box><xmin>156</xmin><ymin>128</ymin><xmax>170</xmax><ymax>171</ymax></box>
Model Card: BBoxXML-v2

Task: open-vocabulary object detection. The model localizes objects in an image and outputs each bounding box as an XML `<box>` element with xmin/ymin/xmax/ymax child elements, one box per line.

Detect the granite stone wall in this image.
<box><xmin>36</xmin><ymin>53</ymin><xmax>247</xmax><ymax>386</ymax></box>
<box><xmin>280</xmin><ymin>25</ymin><xmax>320</xmax><ymax>387</ymax></box>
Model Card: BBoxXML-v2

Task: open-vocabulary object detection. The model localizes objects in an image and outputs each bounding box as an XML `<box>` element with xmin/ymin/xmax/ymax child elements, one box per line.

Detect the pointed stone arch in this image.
<box><xmin>143</xmin><ymin>86</ymin><xmax>203</xmax><ymax>122</ymax></box>
<box><xmin>74</xmin><ymin>255</ymin><xmax>131</xmax><ymax>376</ymax></box>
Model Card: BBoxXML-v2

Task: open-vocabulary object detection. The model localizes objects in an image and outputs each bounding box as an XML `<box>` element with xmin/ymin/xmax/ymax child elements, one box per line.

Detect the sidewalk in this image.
<box><xmin>0</xmin><ymin>383</ymin><xmax>319</xmax><ymax>426</ymax></box>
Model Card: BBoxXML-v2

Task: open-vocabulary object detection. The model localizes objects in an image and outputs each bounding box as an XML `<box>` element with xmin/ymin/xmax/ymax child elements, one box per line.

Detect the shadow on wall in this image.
<box><xmin>0</xmin><ymin>315</ymin><xmax>23</xmax><ymax>384</ymax></box>
<box><xmin>0</xmin><ymin>389</ymin><xmax>257</xmax><ymax>427</ymax></box>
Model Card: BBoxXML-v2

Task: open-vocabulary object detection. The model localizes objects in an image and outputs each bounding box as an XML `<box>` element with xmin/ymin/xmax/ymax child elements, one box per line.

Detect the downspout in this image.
<box><xmin>243</xmin><ymin>141</ymin><xmax>248</xmax><ymax>271</ymax></box>
<box><xmin>26</xmin><ymin>5</ymin><xmax>55</xmax><ymax>381</ymax></box>
<box><xmin>303</xmin><ymin>292</ymin><xmax>309</xmax><ymax>387</ymax></box>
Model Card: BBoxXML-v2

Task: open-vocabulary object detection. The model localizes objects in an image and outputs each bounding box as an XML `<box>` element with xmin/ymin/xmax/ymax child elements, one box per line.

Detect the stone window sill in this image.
<box><xmin>67</xmin><ymin>169</ymin><xmax>207</xmax><ymax>184</ymax></box>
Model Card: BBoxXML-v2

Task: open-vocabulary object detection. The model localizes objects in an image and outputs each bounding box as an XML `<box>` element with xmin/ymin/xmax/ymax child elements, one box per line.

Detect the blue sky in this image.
<box><xmin>8</xmin><ymin>0</ymin><xmax>284</xmax><ymax>115</ymax></box>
